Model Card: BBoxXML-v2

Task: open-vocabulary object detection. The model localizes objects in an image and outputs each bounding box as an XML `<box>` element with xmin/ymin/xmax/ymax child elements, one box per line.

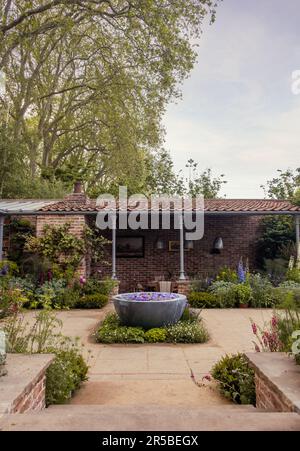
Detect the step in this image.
<box><xmin>46</xmin><ymin>404</ymin><xmax>258</xmax><ymax>413</ymax></box>
<box><xmin>1</xmin><ymin>405</ymin><xmax>300</xmax><ymax>431</ymax></box>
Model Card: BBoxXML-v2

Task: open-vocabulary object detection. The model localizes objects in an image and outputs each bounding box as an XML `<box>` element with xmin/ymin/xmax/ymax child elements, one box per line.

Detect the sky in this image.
<box><xmin>163</xmin><ymin>0</ymin><xmax>300</xmax><ymax>198</ymax></box>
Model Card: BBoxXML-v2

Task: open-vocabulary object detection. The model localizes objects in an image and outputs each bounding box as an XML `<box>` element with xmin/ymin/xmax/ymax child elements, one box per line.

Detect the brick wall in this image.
<box><xmin>11</xmin><ymin>373</ymin><xmax>47</xmax><ymax>413</ymax></box>
<box><xmin>88</xmin><ymin>215</ymin><xmax>263</xmax><ymax>292</ymax></box>
<box><xmin>36</xmin><ymin>215</ymin><xmax>88</xmax><ymax>277</ymax></box>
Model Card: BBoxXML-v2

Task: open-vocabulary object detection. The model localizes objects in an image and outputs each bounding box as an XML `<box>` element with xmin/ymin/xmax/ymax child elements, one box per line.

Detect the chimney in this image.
<box><xmin>64</xmin><ymin>181</ymin><xmax>90</xmax><ymax>204</ymax></box>
<box><xmin>74</xmin><ymin>181</ymin><xmax>83</xmax><ymax>194</ymax></box>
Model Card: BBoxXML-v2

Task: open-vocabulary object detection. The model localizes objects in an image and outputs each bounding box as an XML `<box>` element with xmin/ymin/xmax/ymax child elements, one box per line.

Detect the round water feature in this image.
<box><xmin>113</xmin><ymin>292</ymin><xmax>187</xmax><ymax>328</ymax></box>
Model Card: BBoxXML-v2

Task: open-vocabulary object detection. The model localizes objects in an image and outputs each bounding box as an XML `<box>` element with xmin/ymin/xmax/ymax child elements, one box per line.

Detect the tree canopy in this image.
<box><xmin>0</xmin><ymin>0</ymin><xmax>221</xmax><ymax>198</ymax></box>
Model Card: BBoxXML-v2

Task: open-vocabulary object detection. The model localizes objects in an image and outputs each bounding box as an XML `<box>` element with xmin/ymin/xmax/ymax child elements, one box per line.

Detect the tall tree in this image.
<box><xmin>0</xmin><ymin>0</ymin><xmax>221</xmax><ymax>197</ymax></box>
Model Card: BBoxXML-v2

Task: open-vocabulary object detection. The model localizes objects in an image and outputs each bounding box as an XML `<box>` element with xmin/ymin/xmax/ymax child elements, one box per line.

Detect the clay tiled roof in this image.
<box><xmin>38</xmin><ymin>198</ymin><xmax>300</xmax><ymax>214</ymax></box>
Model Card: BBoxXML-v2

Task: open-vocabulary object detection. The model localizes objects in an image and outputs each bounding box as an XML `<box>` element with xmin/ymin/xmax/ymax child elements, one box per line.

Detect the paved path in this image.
<box><xmin>31</xmin><ymin>307</ymin><xmax>272</xmax><ymax>406</ymax></box>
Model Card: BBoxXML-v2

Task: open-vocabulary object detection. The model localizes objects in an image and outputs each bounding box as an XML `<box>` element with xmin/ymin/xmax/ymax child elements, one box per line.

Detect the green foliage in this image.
<box><xmin>4</xmin><ymin>310</ymin><xmax>88</xmax><ymax>405</ymax></box>
<box><xmin>75</xmin><ymin>293</ymin><xmax>108</xmax><ymax>309</ymax></box>
<box><xmin>286</xmin><ymin>268</ymin><xmax>300</xmax><ymax>284</ymax></box>
<box><xmin>185</xmin><ymin>161</ymin><xmax>227</xmax><ymax>198</ymax></box>
<box><xmin>216</xmin><ymin>267</ymin><xmax>238</xmax><ymax>283</ymax></box>
<box><xmin>211</xmin><ymin>354</ymin><xmax>256</xmax><ymax>405</ymax></box>
<box><xmin>190</xmin><ymin>277</ymin><xmax>213</xmax><ymax>293</ymax></box>
<box><xmin>0</xmin><ymin>287</ymin><xmax>28</xmax><ymax>318</ymax></box>
<box><xmin>25</xmin><ymin>223</ymin><xmax>85</xmax><ymax>279</ymax></box>
<box><xmin>55</xmin><ymin>286</ymin><xmax>81</xmax><ymax>309</ymax></box>
<box><xmin>180</xmin><ymin>307</ymin><xmax>200</xmax><ymax>323</ymax></box>
<box><xmin>82</xmin><ymin>278</ymin><xmax>116</xmax><ymax>296</ymax></box>
<box><xmin>84</xmin><ymin>227</ymin><xmax>110</xmax><ymax>265</ymax></box>
<box><xmin>4</xmin><ymin>218</ymin><xmax>35</xmax><ymax>266</ymax></box>
<box><xmin>46</xmin><ymin>347</ymin><xmax>88</xmax><ymax>405</ymax></box>
<box><xmin>97</xmin><ymin>325</ymin><xmax>145</xmax><ymax>344</ymax></box>
<box><xmin>0</xmin><ymin>260</ymin><xmax>19</xmax><ymax>277</ymax></box>
<box><xmin>208</xmin><ymin>281</ymin><xmax>237</xmax><ymax>308</ymax></box>
<box><xmin>96</xmin><ymin>311</ymin><xmax>209</xmax><ymax>344</ymax></box>
<box><xmin>261</xmin><ymin>168</ymin><xmax>300</xmax><ymax>200</ymax></box>
<box><xmin>145</xmin><ymin>328</ymin><xmax>167</xmax><ymax>343</ymax></box>
<box><xmin>232</xmin><ymin>284</ymin><xmax>253</xmax><ymax>306</ymax></box>
<box><xmin>188</xmin><ymin>292</ymin><xmax>220</xmax><ymax>309</ymax></box>
<box><xmin>256</xmin><ymin>216</ymin><xmax>295</xmax><ymax>267</ymax></box>
<box><xmin>248</xmin><ymin>274</ymin><xmax>277</xmax><ymax>308</ymax></box>
<box><xmin>1</xmin><ymin>1</ymin><xmax>220</xmax><ymax>198</ymax></box>
<box><xmin>165</xmin><ymin>321</ymin><xmax>209</xmax><ymax>344</ymax></box>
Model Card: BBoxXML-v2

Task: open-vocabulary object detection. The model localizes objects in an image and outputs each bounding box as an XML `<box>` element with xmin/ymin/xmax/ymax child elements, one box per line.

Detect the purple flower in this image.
<box><xmin>237</xmin><ymin>259</ymin><xmax>246</xmax><ymax>283</ymax></box>
<box><xmin>125</xmin><ymin>292</ymin><xmax>178</xmax><ymax>302</ymax></box>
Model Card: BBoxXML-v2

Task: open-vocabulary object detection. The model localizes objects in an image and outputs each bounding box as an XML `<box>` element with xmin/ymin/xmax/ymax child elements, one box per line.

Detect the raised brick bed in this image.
<box><xmin>245</xmin><ymin>352</ymin><xmax>300</xmax><ymax>414</ymax></box>
<box><xmin>0</xmin><ymin>354</ymin><xmax>54</xmax><ymax>415</ymax></box>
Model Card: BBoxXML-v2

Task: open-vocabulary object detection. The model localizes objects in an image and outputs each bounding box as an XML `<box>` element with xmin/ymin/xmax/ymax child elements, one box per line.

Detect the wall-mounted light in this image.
<box><xmin>211</xmin><ymin>237</ymin><xmax>223</xmax><ymax>254</ymax></box>
<box><xmin>155</xmin><ymin>239</ymin><xmax>165</xmax><ymax>250</ymax></box>
<box><xmin>185</xmin><ymin>240</ymin><xmax>194</xmax><ymax>250</ymax></box>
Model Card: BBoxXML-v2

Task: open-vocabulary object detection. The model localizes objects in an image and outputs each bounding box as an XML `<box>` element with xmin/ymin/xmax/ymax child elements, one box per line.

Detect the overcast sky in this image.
<box><xmin>163</xmin><ymin>0</ymin><xmax>300</xmax><ymax>198</ymax></box>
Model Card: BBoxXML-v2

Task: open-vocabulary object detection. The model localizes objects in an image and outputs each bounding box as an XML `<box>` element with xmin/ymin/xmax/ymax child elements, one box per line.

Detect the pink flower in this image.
<box><xmin>271</xmin><ymin>316</ymin><xmax>278</xmax><ymax>328</ymax></box>
<box><xmin>252</xmin><ymin>323</ymin><xmax>257</xmax><ymax>335</ymax></box>
<box><xmin>79</xmin><ymin>276</ymin><xmax>86</xmax><ymax>285</ymax></box>
<box><xmin>202</xmin><ymin>374</ymin><xmax>212</xmax><ymax>382</ymax></box>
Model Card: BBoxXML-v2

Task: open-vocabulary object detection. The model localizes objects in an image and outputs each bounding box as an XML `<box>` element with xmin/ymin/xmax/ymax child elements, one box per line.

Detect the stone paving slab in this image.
<box><xmin>18</xmin><ymin>308</ymin><xmax>274</xmax><ymax>406</ymax></box>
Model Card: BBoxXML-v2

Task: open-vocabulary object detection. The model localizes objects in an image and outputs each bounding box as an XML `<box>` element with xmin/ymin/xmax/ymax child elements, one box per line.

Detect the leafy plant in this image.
<box><xmin>208</xmin><ymin>281</ymin><xmax>236</xmax><ymax>308</ymax></box>
<box><xmin>165</xmin><ymin>321</ymin><xmax>209</xmax><ymax>344</ymax></box>
<box><xmin>46</xmin><ymin>346</ymin><xmax>88</xmax><ymax>405</ymax></box>
<box><xmin>233</xmin><ymin>284</ymin><xmax>253</xmax><ymax>306</ymax></box>
<box><xmin>96</xmin><ymin>311</ymin><xmax>209</xmax><ymax>344</ymax></box>
<box><xmin>145</xmin><ymin>328</ymin><xmax>167</xmax><ymax>343</ymax></box>
<box><xmin>249</xmin><ymin>274</ymin><xmax>277</xmax><ymax>308</ymax></box>
<box><xmin>251</xmin><ymin>316</ymin><xmax>283</xmax><ymax>353</ymax></box>
<box><xmin>82</xmin><ymin>277</ymin><xmax>116</xmax><ymax>296</ymax></box>
<box><xmin>25</xmin><ymin>223</ymin><xmax>85</xmax><ymax>279</ymax></box>
<box><xmin>75</xmin><ymin>293</ymin><xmax>108</xmax><ymax>309</ymax></box>
<box><xmin>211</xmin><ymin>354</ymin><xmax>256</xmax><ymax>405</ymax></box>
<box><xmin>188</xmin><ymin>291</ymin><xmax>220</xmax><ymax>309</ymax></box>
<box><xmin>216</xmin><ymin>267</ymin><xmax>238</xmax><ymax>283</ymax></box>
<box><xmin>3</xmin><ymin>310</ymin><xmax>88</xmax><ymax>405</ymax></box>
<box><xmin>256</xmin><ymin>216</ymin><xmax>295</xmax><ymax>267</ymax></box>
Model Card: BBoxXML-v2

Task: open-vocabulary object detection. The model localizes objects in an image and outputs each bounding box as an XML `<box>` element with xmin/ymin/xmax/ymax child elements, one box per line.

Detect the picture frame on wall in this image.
<box><xmin>116</xmin><ymin>236</ymin><xmax>145</xmax><ymax>258</ymax></box>
<box><xmin>168</xmin><ymin>241</ymin><xmax>193</xmax><ymax>252</ymax></box>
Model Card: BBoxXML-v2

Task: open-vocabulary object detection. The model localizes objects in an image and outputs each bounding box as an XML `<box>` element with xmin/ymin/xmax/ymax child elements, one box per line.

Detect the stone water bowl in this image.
<box><xmin>113</xmin><ymin>292</ymin><xmax>187</xmax><ymax>328</ymax></box>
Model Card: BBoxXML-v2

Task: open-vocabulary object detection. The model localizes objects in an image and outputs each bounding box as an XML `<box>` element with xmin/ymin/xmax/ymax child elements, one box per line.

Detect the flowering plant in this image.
<box><xmin>124</xmin><ymin>292</ymin><xmax>178</xmax><ymax>301</ymax></box>
<box><xmin>251</xmin><ymin>315</ymin><xmax>283</xmax><ymax>352</ymax></box>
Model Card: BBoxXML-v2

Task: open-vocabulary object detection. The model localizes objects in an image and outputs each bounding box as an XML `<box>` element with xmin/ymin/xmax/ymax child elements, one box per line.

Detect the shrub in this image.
<box><xmin>211</xmin><ymin>354</ymin><xmax>255</xmax><ymax>405</ymax></box>
<box><xmin>233</xmin><ymin>283</ymin><xmax>253</xmax><ymax>306</ymax></box>
<box><xmin>180</xmin><ymin>307</ymin><xmax>200</xmax><ymax>323</ymax></box>
<box><xmin>46</xmin><ymin>347</ymin><xmax>88</xmax><ymax>405</ymax></box>
<box><xmin>166</xmin><ymin>321</ymin><xmax>209</xmax><ymax>344</ymax></box>
<box><xmin>190</xmin><ymin>277</ymin><xmax>213</xmax><ymax>292</ymax></box>
<box><xmin>96</xmin><ymin>312</ymin><xmax>209</xmax><ymax>344</ymax></box>
<box><xmin>75</xmin><ymin>293</ymin><xmax>108</xmax><ymax>309</ymax></box>
<box><xmin>188</xmin><ymin>292</ymin><xmax>220</xmax><ymax>309</ymax></box>
<box><xmin>216</xmin><ymin>267</ymin><xmax>238</xmax><ymax>283</ymax></box>
<box><xmin>286</xmin><ymin>268</ymin><xmax>300</xmax><ymax>284</ymax></box>
<box><xmin>145</xmin><ymin>328</ymin><xmax>167</xmax><ymax>343</ymax></box>
<box><xmin>4</xmin><ymin>310</ymin><xmax>88</xmax><ymax>404</ymax></box>
<box><xmin>82</xmin><ymin>277</ymin><xmax>116</xmax><ymax>296</ymax></box>
<box><xmin>97</xmin><ymin>324</ymin><xmax>145</xmax><ymax>344</ymax></box>
<box><xmin>55</xmin><ymin>286</ymin><xmax>81</xmax><ymax>309</ymax></box>
<box><xmin>249</xmin><ymin>274</ymin><xmax>276</xmax><ymax>308</ymax></box>
<box><xmin>208</xmin><ymin>281</ymin><xmax>236</xmax><ymax>308</ymax></box>
<box><xmin>0</xmin><ymin>287</ymin><xmax>28</xmax><ymax>318</ymax></box>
